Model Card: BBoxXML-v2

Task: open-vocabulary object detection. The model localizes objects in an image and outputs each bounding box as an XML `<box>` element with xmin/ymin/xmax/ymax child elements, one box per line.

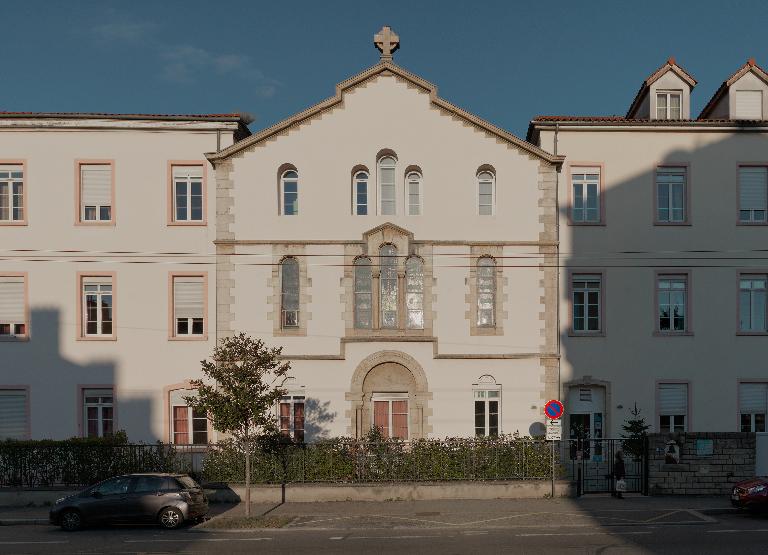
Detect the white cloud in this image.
<box><xmin>90</xmin><ymin>20</ymin><xmax>278</xmax><ymax>97</ymax></box>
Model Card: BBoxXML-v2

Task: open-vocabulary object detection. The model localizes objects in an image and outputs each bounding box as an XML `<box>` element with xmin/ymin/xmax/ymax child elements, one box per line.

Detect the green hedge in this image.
<box><xmin>0</xmin><ymin>433</ymin><xmax>187</xmax><ymax>488</ymax></box>
<box><xmin>202</xmin><ymin>435</ymin><xmax>556</xmax><ymax>484</ymax></box>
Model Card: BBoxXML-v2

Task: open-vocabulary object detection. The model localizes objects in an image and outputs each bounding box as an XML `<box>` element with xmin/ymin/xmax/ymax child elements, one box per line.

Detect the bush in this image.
<box><xmin>0</xmin><ymin>432</ymin><xmax>186</xmax><ymax>488</ymax></box>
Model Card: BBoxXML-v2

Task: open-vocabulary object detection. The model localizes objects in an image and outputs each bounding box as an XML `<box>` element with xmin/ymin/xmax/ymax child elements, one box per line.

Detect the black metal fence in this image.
<box><xmin>0</xmin><ymin>439</ymin><xmax>555</xmax><ymax>488</ymax></box>
<box><xmin>560</xmin><ymin>438</ymin><xmax>649</xmax><ymax>495</ymax></box>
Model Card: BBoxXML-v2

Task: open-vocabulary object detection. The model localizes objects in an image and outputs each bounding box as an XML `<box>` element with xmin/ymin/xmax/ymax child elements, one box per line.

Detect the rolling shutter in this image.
<box><xmin>739</xmin><ymin>167</ymin><xmax>767</xmax><ymax>211</ymax></box>
<box><xmin>740</xmin><ymin>383</ymin><xmax>768</xmax><ymax>414</ymax></box>
<box><xmin>174</xmin><ymin>277</ymin><xmax>204</xmax><ymax>319</ymax></box>
<box><xmin>659</xmin><ymin>383</ymin><xmax>688</xmax><ymax>415</ymax></box>
<box><xmin>735</xmin><ymin>90</ymin><xmax>763</xmax><ymax>120</ymax></box>
<box><xmin>0</xmin><ymin>276</ymin><xmax>24</xmax><ymax>324</ymax></box>
<box><xmin>0</xmin><ymin>390</ymin><xmax>28</xmax><ymax>439</ymax></box>
<box><xmin>80</xmin><ymin>165</ymin><xmax>112</xmax><ymax>206</ymax></box>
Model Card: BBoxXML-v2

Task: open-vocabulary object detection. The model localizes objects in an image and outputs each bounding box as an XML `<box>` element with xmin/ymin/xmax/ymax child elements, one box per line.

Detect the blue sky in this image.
<box><xmin>2</xmin><ymin>1</ymin><xmax>767</xmax><ymax>137</ymax></box>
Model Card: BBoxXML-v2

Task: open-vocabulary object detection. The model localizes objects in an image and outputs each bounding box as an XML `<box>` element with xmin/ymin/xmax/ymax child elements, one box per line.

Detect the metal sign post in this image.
<box><xmin>544</xmin><ymin>400</ymin><xmax>564</xmax><ymax>499</ymax></box>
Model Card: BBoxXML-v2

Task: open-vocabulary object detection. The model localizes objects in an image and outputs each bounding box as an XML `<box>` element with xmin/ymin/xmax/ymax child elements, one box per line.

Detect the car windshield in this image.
<box><xmin>175</xmin><ymin>476</ymin><xmax>199</xmax><ymax>490</ymax></box>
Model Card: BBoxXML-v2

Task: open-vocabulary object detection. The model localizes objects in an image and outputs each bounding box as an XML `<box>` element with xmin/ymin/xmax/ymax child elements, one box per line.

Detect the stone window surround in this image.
<box><xmin>268</xmin><ymin>244</ymin><xmax>312</xmax><ymax>337</ymax></box>
<box><xmin>466</xmin><ymin>245</ymin><xmax>507</xmax><ymax>336</ymax></box>
<box><xmin>342</xmin><ymin>224</ymin><xmax>434</xmax><ymax>338</ymax></box>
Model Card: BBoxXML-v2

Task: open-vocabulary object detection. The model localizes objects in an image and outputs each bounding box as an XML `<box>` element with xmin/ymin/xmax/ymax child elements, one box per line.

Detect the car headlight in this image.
<box><xmin>748</xmin><ymin>484</ymin><xmax>767</xmax><ymax>494</ymax></box>
<box><xmin>54</xmin><ymin>497</ymin><xmax>66</xmax><ymax>504</ymax></box>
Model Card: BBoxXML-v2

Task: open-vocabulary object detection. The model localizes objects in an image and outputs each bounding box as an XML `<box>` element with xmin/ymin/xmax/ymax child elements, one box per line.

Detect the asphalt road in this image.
<box><xmin>3</xmin><ymin>510</ymin><xmax>768</xmax><ymax>554</ymax></box>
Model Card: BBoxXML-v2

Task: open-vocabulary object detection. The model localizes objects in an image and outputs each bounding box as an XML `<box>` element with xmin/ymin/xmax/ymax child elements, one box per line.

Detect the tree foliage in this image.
<box><xmin>620</xmin><ymin>402</ymin><xmax>650</xmax><ymax>458</ymax></box>
<box><xmin>185</xmin><ymin>333</ymin><xmax>291</xmax><ymax>442</ymax></box>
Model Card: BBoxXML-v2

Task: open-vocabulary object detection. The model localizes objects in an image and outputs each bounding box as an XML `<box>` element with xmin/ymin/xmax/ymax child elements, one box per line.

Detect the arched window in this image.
<box><xmin>378</xmin><ymin>157</ymin><xmax>396</xmax><ymax>215</ymax></box>
<box><xmin>354</xmin><ymin>257</ymin><xmax>373</xmax><ymax>329</ymax></box>
<box><xmin>473</xmin><ymin>375</ymin><xmax>501</xmax><ymax>437</ymax></box>
<box><xmin>477</xmin><ymin>171</ymin><xmax>495</xmax><ymax>216</ymax></box>
<box><xmin>405</xmin><ymin>256</ymin><xmax>424</xmax><ymax>329</ymax></box>
<box><xmin>379</xmin><ymin>244</ymin><xmax>398</xmax><ymax>328</ymax></box>
<box><xmin>477</xmin><ymin>257</ymin><xmax>496</xmax><ymax>327</ymax></box>
<box><xmin>281</xmin><ymin>170</ymin><xmax>298</xmax><ymax>215</ymax></box>
<box><xmin>354</xmin><ymin>171</ymin><xmax>369</xmax><ymax>215</ymax></box>
<box><xmin>280</xmin><ymin>257</ymin><xmax>299</xmax><ymax>328</ymax></box>
<box><xmin>406</xmin><ymin>172</ymin><xmax>422</xmax><ymax>216</ymax></box>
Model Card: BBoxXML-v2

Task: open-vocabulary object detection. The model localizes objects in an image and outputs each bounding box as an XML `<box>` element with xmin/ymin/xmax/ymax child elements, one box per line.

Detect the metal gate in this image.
<box><xmin>561</xmin><ymin>438</ymin><xmax>648</xmax><ymax>495</ymax></box>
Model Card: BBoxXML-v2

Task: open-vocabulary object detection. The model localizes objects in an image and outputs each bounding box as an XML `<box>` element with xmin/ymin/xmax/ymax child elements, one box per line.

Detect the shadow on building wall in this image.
<box><xmin>304</xmin><ymin>397</ymin><xmax>337</xmax><ymax>442</ymax></box>
<box><xmin>4</xmin><ymin>307</ymin><xmax>153</xmax><ymax>442</ymax></box>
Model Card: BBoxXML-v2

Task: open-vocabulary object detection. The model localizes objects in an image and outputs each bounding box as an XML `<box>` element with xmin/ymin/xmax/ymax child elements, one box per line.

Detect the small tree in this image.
<box><xmin>185</xmin><ymin>333</ymin><xmax>290</xmax><ymax>516</ymax></box>
<box><xmin>620</xmin><ymin>402</ymin><xmax>650</xmax><ymax>459</ymax></box>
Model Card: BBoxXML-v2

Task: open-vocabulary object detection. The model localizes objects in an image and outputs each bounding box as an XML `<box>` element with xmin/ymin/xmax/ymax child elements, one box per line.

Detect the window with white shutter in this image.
<box><xmin>172</xmin><ymin>165</ymin><xmax>204</xmax><ymax>222</ymax></box>
<box><xmin>735</xmin><ymin>90</ymin><xmax>763</xmax><ymax>120</ymax></box>
<box><xmin>739</xmin><ymin>166</ymin><xmax>768</xmax><ymax>223</ymax></box>
<box><xmin>740</xmin><ymin>383</ymin><xmax>767</xmax><ymax>432</ymax></box>
<box><xmin>571</xmin><ymin>167</ymin><xmax>601</xmax><ymax>223</ymax></box>
<box><xmin>0</xmin><ymin>165</ymin><xmax>24</xmax><ymax>223</ymax></box>
<box><xmin>79</xmin><ymin>163</ymin><xmax>113</xmax><ymax>222</ymax></box>
<box><xmin>173</xmin><ymin>276</ymin><xmax>205</xmax><ymax>337</ymax></box>
<box><xmin>0</xmin><ymin>389</ymin><xmax>28</xmax><ymax>439</ymax></box>
<box><xmin>0</xmin><ymin>275</ymin><xmax>26</xmax><ymax>337</ymax></box>
<box><xmin>658</xmin><ymin>382</ymin><xmax>688</xmax><ymax>433</ymax></box>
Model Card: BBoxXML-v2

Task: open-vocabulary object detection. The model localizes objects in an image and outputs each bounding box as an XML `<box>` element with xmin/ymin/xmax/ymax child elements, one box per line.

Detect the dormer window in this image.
<box><xmin>735</xmin><ymin>90</ymin><xmax>763</xmax><ymax>120</ymax></box>
<box><xmin>656</xmin><ymin>91</ymin><xmax>682</xmax><ymax>120</ymax></box>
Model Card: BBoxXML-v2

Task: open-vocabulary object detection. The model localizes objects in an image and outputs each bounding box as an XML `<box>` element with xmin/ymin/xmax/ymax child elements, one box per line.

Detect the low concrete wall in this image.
<box><xmin>0</xmin><ymin>480</ymin><xmax>573</xmax><ymax>507</ymax></box>
<box><xmin>648</xmin><ymin>432</ymin><xmax>755</xmax><ymax>495</ymax></box>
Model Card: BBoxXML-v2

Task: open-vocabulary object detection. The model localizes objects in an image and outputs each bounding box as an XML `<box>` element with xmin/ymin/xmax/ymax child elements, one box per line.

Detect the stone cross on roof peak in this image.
<box><xmin>374</xmin><ymin>26</ymin><xmax>400</xmax><ymax>62</ymax></box>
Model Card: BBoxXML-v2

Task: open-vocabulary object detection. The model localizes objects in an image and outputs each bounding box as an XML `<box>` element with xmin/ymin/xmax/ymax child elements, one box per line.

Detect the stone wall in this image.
<box><xmin>648</xmin><ymin>432</ymin><xmax>755</xmax><ymax>495</ymax></box>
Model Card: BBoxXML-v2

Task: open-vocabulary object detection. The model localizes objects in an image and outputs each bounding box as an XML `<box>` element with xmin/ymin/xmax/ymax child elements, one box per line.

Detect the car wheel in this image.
<box><xmin>158</xmin><ymin>507</ymin><xmax>184</xmax><ymax>530</ymax></box>
<box><xmin>60</xmin><ymin>510</ymin><xmax>83</xmax><ymax>532</ymax></box>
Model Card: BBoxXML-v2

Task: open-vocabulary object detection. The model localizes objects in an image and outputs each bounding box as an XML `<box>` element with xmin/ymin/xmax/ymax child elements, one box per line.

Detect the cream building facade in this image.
<box><xmin>0</xmin><ymin>112</ymin><xmax>247</xmax><ymax>442</ymax></box>
<box><xmin>206</xmin><ymin>30</ymin><xmax>563</xmax><ymax>441</ymax></box>
<box><xmin>0</xmin><ymin>29</ymin><xmax>563</xmax><ymax>442</ymax></box>
<box><xmin>529</xmin><ymin>58</ymin><xmax>768</xmax><ymax>439</ymax></box>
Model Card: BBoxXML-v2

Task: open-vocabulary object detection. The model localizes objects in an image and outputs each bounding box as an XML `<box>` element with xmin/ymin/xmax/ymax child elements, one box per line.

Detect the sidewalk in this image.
<box><xmin>1</xmin><ymin>495</ymin><xmax>736</xmax><ymax>527</ymax></box>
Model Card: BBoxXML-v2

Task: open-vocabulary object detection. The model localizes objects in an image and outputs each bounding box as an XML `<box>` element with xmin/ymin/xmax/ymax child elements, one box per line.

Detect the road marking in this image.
<box><xmin>708</xmin><ymin>529</ymin><xmax>768</xmax><ymax>533</ymax></box>
<box><xmin>516</xmin><ymin>531</ymin><xmax>653</xmax><ymax>537</ymax></box>
<box><xmin>0</xmin><ymin>541</ymin><xmax>69</xmax><ymax>545</ymax></box>
<box><xmin>351</xmin><ymin>535</ymin><xmax>444</xmax><ymax>540</ymax></box>
<box><xmin>329</xmin><ymin>536</ymin><xmax>344</xmax><ymax>540</ymax></box>
<box><xmin>124</xmin><ymin>538</ymin><xmax>272</xmax><ymax>543</ymax></box>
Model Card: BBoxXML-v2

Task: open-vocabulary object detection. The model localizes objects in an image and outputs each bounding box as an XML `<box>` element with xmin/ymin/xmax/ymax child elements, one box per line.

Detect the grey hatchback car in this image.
<box><xmin>49</xmin><ymin>473</ymin><xmax>208</xmax><ymax>531</ymax></box>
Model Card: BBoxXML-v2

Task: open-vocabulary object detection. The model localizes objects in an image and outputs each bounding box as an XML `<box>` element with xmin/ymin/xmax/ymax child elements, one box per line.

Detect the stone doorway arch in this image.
<box><xmin>346</xmin><ymin>350</ymin><xmax>432</xmax><ymax>438</ymax></box>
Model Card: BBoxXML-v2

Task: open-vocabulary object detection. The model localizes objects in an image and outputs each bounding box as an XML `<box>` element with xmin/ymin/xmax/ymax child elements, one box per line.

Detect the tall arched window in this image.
<box><xmin>280</xmin><ymin>257</ymin><xmax>299</xmax><ymax>328</ymax></box>
<box><xmin>405</xmin><ymin>256</ymin><xmax>424</xmax><ymax>329</ymax></box>
<box><xmin>354</xmin><ymin>171</ymin><xmax>369</xmax><ymax>215</ymax></box>
<box><xmin>281</xmin><ymin>170</ymin><xmax>298</xmax><ymax>215</ymax></box>
<box><xmin>477</xmin><ymin>171</ymin><xmax>495</xmax><ymax>216</ymax></box>
<box><xmin>406</xmin><ymin>172</ymin><xmax>422</xmax><ymax>216</ymax></box>
<box><xmin>354</xmin><ymin>257</ymin><xmax>373</xmax><ymax>329</ymax></box>
<box><xmin>477</xmin><ymin>257</ymin><xmax>496</xmax><ymax>327</ymax></box>
<box><xmin>379</xmin><ymin>244</ymin><xmax>398</xmax><ymax>328</ymax></box>
<box><xmin>378</xmin><ymin>157</ymin><xmax>396</xmax><ymax>215</ymax></box>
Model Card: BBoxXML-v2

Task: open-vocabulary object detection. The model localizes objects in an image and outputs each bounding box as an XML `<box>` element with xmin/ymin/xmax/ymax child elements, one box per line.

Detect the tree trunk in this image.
<box><xmin>244</xmin><ymin>439</ymin><xmax>251</xmax><ymax>517</ymax></box>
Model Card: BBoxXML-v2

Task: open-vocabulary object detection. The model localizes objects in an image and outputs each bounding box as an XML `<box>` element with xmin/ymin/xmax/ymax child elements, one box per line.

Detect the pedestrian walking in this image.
<box><xmin>614</xmin><ymin>450</ymin><xmax>626</xmax><ymax>499</ymax></box>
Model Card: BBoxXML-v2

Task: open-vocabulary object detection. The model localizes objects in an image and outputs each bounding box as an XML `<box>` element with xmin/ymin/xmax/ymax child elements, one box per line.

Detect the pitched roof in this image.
<box><xmin>698</xmin><ymin>58</ymin><xmax>768</xmax><ymax>119</ymax></box>
<box><xmin>206</xmin><ymin>61</ymin><xmax>563</xmax><ymax>166</ymax></box>
<box><xmin>626</xmin><ymin>57</ymin><xmax>697</xmax><ymax>118</ymax></box>
<box><xmin>525</xmin><ymin>115</ymin><xmax>768</xmax><ymax>142</ymax></box>
<box><xmin>0</xmin><ymin>111</ymin><xmax>245</xmax><ymax>122</ymax></box>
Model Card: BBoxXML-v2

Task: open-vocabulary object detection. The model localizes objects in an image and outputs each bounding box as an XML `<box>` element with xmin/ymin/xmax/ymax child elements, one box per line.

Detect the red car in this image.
<box><xmin>731</xmin><ymin>478</ymin><xmax>768</xmax><ymax>510</ymax></box>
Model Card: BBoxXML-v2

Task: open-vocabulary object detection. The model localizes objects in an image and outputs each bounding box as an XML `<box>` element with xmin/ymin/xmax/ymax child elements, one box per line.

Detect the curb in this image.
<box><xmin>0</xmin><ymin>518</ymin><xmax>49</xmax><ymax>526</ymax></box>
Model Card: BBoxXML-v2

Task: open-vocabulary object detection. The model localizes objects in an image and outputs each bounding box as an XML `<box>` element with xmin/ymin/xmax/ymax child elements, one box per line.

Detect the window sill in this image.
<box><xmin>77</xmin><ymin>335</ymin><xmax>117</xmax><ymax>341</ymax></box>
<box><xmin>736</xmin><ymin>331</ymin><xmax>768</xmax><ymax>336</ymax></box>
<box><xmin>0</xmin><ymin>221</ymin><xmax>28</xmax><ymax>226</ymax></box>
<box><xmin>0</xmin><ymin>335</ymin><xmax>30</xmax><ymax>342</ymax></box>
<box><xmin>568</xmin><ymin>331</ymin><xmax>605</xmax><ymax>337</ymax></box>
<box><xmin>653</xmin><ymin>331</ymin><xmax>694</xmax><ymax>337</ymax></box>
<box><xmin>75</xmin><ymin>221</ymin><xmax>116</xmax><ymax>227</ymax></box>
<box><xmin>654</xmin><ymin>222</ymin><xmax>691</xmax><ymax>226</ymax></box>
<box><xmin>471</xmin><ymin>326</ymin><xmax>504</xmax><ymax>336</ymax></box>
<box><xmin>168</xmin><ymin>221</ymin><xmax>207</xmax><ymax>227</ymax></box>
<box><xmin>275</xmin><ymin>328</ymin><xmax>306</xmax><ymax>337</ymax></box>
<box><xmin>737</xmin><ymin>222</ymin><xmax>768</xmax><ymax>226</ymax></box>
<box><xmin>168</xmin><ymin>335</ymin><xmax>208</xmax><ymax>341</ymax></box>
<box><xmin>568</xmin><ymin>222</ymin><xmax>606</xmax><ymax>227</ymax></box>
